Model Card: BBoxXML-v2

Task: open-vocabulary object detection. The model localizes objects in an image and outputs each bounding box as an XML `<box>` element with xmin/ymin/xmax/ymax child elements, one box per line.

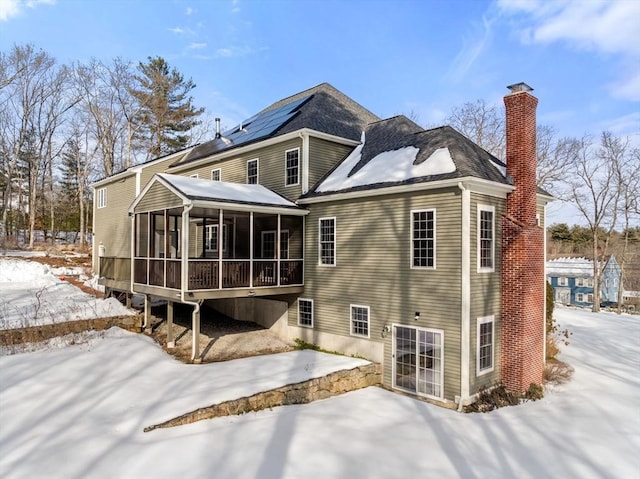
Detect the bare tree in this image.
<box><xmin>445</xmin><ymin>100</ymin><xmax>574</xmax><ymax>195</ymax></box>
<box><xmin>615</xmin><ymin>146</ymin><xmax>640</xmax><ymax>313</ymax></box>
<box><xmin>1</xmin><ymin>45</ymin><xmax>76</xmax><ymax>247</ymax></box>
<box><xmin>536</xmin><ymin>125</ymin><xmax>580</xmax><ymax>196</ymax></box>
<box><xmin>446</xmin><ymin>99</ymin><xmax>505</xmax><ymax>160</ymax></box>
<box><xmin>73</xmin><ymin>58</ymin><xmax>136</xmax><ymax>177</ymax></box>
<box><xmin>569</xmin><ymin>132</ymin><xmax>629</xmax><ymax>312</ymax></box>
<box><xmin>59</xmin><ymin>119</ymin><xmax>96</xmax><ymax>247</ymax></box>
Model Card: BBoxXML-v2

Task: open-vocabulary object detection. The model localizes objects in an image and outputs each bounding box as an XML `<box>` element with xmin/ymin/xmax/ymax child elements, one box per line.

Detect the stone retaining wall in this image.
<box><xmin>145</xmin><ymin>362</ymin><xmax>382</xmax><ymax>432</ymax></box>
<box><xmin>0</xmin><ymin>315</ymin><xmax>142</xmax><ymax>346</ymax></box>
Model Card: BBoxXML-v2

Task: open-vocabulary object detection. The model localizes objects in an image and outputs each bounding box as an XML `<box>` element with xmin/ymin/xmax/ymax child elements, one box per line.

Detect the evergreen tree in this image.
<box><xmin>130</xmin><ymin>56</ymin><xmax>204</xmax><ymax>159</ymax></box>
<box><xmin>60</xmin><ymin>138</ymin><xmax>82</xmax><ymax>201</ymax></box>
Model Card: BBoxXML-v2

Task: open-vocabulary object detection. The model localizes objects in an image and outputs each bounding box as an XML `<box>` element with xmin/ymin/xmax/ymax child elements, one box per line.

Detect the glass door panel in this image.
<box><xmin>394</xmin><ymin>325</ymin><xmax>443</xmax><ymax>399</ymax></box>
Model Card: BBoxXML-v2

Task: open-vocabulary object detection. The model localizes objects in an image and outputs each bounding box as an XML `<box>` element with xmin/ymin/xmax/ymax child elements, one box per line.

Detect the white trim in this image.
<box><xmin>135</xmin><ymin>171</ymin><xmax>141</xmax><ymax>196</ymax></box>
<box><xmin>476</xmin><ymin>315</ymin><xmax>495</xmax><ymax>376</ymax></box>
<box><xmin>167</xmin><ymin>128</ymin><xmax>359</xmax><ymax>174</ymax></box>
<box><xmin>391</xmin><ymin>324</ymin><xmax>444</xmax><ymax>401</ymax></box>
<box><xmin>96</xmin><ymin>188</ymin><xmax>107</xmax><ymax>209</ymax></box>
<box><xmin>301</xmin><ymin>132</ymin><xmax>310</xmax><ymax>194</ymax></box>
<box><xmin>129</xmin><ymin>175</ymin><xmax>190</xmax><ymax>214</ymax></box>
<box><xmin>192</xmin><ymin>200</ymin><xmax>306</xmax><ymax>216</ymax></box>
<box><xmin>297</xmin><ymin>298</ymin><xmax>314</xmax><ymax>328</ymax></box>
<box><xmin>190</xmin><ymin>173</ymin><xmax>199</xmax><ymax>179</ymax></box>
<box><xmin>284</xmin><ymin>147</ymin><xmax>300</xmax><ymax>187</ymax></box>
<box><xmin>459</xmin><ymin>182</ymin><xmax>471</xmax><ymax>402</ymax></box>
<box><xmin>318</xmin><ymin>217</ymin><xmax>336</xmax><ymax>266</ymax></box>
<box><xmin>477</xmin><ymin>204</ymin><xmax>495</xmax><ymax>273</ymax></box>
<box><xmin>299</xmin><ymin>177</ymin><xmax>514</xmax><ymax>205</ymax></box>
<box><xmin>91</xmin><ymin>147</ymin><xmax>194</xmax><ymax>188</ymax></box>
<box><xmin>350</xmin><ymin>304</ymin><xmax>370</xmax><ymax>338</ymax></box>
<box><xmin>211</xmin><ymin>168</ymin><xmax>221</xmax><ymax>181</ymax></box>
<box><xmin>410</xmin><ymin>208</ymin><xmax>436</xmax><ymax>270</ymax></box>
<box><xmin>247</xmin><ymin>158</ymin><xmax>259</xmax><ymax>184</ymax></box>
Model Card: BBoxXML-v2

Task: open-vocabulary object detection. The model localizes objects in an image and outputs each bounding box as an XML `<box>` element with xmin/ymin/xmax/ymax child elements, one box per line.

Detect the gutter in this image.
<box><xmin>299</xmin><ymin>177</ymin><xmax>514</xmax><ymax>205</ymax></box>
<box><xmin>167</xmin><ymin>128</ymin><xmax>359</xmax><ymax>174</ymax></box>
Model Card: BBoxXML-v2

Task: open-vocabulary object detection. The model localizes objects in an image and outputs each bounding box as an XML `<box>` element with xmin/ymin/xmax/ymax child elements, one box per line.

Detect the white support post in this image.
<box><xmin>167</xmin><ymin>301</ymin><xmax>175</xmax><ymax>348</ymax></box>
<box><xmin>249</xmin><ymin>211</ymin><xmax>254</xmax><ymax>288</ymax></box>
<box><xmin>277</xmin><ymin>214</ymin><xmax>281</xmax><ymax>287</ymax></box>
<box><xmin>191</xmin><ymin>303</ymin><xmax>201</xmax><ymax>363</ymax></box>
<box><xmin>143</xmin><ymin>294</ymin><xmax>151</xmax><ymax>331</ymax></box>
<box><xmin>218</xmin><ymin>209</ymin><xmax>223</xmax><ymax>290</ymax></box>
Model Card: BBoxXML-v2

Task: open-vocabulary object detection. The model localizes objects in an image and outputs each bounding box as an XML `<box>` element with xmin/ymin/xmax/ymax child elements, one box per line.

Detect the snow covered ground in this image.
<box><xmin>0</xmin><ymin>304</ymin><xmax>638</xmax><ymax>478</ymax></box>
<box><xmin>0</xmin><ymin>258</ymin><xmax>133</xmax><ymax>329</ymax></box>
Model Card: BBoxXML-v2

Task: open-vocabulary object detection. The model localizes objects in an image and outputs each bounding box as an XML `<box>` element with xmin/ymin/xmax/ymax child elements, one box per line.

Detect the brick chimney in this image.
<box><xmin>500</xmin><ymin>82</ymin><xmax>545</xmax><ymax>393</ymax></box>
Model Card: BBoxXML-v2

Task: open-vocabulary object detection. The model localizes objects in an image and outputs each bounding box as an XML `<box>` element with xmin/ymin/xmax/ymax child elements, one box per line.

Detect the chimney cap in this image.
<box><xmin>507</xmin><ymin>82</ymin><xmax>534</xmax><ymax>93</ymax></box>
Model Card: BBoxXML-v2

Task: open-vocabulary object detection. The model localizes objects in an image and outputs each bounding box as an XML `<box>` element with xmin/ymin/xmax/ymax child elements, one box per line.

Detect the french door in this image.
<box><xmin>393</xmin><ymin>325</ymin><xmax>443</xmax><ymax>399</ymax></box>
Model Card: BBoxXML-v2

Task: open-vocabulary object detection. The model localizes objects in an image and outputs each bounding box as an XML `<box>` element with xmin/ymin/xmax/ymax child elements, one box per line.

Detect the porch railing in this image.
<box><xmin>132</xmin><ymin>257</ymin><xmax>303</xmax><ymax>291</ymax></box>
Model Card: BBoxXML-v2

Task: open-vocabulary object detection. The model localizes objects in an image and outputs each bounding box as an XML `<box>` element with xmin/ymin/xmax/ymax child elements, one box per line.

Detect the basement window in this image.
<box><xmin>298</xmin><ymin>298</ymin><xmax>313</xmax><ymax>328</ymax></box>
<box><xmin>350</xmin><ymin>304</ymin><xmax>370</xmax><ymax>338</ymax></box>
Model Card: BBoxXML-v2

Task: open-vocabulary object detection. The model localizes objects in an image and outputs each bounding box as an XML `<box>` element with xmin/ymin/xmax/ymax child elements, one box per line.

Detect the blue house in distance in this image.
<box><xmin>546</xmin><ymin>256</ymin><xmax>621</xmax><ymax>307</ymax></box>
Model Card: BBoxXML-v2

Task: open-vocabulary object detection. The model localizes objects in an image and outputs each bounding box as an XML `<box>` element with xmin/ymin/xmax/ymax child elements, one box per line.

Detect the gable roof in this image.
<box><xmin>130</xmin><ymin>173</ymin><xmax>305</xmax><ymax>214</ymax></box>
<box><xmin>91</xmin><ymin>146</ymin><xmax>194</xmax><ymax>188</ymax></box>
<box><xmin>305</xmin><ymin>118</ymin><xmax>509</xmax><ymax>197</ymax></box>
<box><xmin>173</xmin><ymin>83</ymin><xmax>380</xmax><ymax>167</ymax></box>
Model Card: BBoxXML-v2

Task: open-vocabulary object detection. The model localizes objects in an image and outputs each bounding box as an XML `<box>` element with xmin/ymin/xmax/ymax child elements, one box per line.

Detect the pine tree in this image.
<box><xmin>59</xmin><ymin>138</ymin><xmax>81</xmax><ymax>200</ymax></box>
<box><xmin>130</xmin><ymin>56</ymin><xmax>204</xmax><ymax>159</ymax></box>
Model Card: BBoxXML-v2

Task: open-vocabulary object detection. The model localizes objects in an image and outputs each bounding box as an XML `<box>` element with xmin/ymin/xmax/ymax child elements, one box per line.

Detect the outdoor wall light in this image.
<box><xmin>381</xmin><ymin>324</ymin><xmax>391</xmax><ymax>338</ymax></box>
<box><xmin>414</xmin><ymin>312</ymin><xmax>421</xmax><ymax>321</ymax></box>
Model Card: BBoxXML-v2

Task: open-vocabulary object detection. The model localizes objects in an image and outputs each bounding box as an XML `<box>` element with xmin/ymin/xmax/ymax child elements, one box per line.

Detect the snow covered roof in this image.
<box><xmin>157</xmin><ymin>174</ymin><xmax>300</xmax><ymax>210</ymax></box>
<box><xmin>546</xmin><ymin>257</ymin><xmax>594</xmax><ymax>277</ymax></box>
<box><xmin>307</xmin><ymin>118</ymin><xmax>509</xmax><ymax>196</ymax></box>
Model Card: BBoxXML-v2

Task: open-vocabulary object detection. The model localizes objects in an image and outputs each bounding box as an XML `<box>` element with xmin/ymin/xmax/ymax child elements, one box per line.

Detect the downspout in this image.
<box><xmin>299</xmin><ymin>131</ymin><xmax>310</xmax><ymax>194</ymax></box>
<box><xmin>458</xmin><ymin>181</ymin><xmax>471</xmax><ymax>411</ymax></box>
<box><xmin>180</xmin><ymin>203</ymin><xmax>202</xmax><ymax>362</ymax></box>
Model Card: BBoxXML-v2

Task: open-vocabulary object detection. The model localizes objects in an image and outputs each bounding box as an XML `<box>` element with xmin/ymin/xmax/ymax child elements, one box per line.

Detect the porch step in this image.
<box><xmin>143</xmin><ymin>362</ymin><xmax>381</xmax><ymax>432</ymax></box>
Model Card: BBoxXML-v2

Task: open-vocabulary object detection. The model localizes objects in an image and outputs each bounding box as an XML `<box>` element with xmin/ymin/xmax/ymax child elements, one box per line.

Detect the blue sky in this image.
<box><xmin>1</xmin><ymin>0</ymin><xmax>639</xmax><ymax>224</ymax></box>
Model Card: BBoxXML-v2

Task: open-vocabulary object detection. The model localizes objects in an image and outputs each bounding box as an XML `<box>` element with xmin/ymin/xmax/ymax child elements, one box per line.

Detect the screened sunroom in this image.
<box><xmin>128</xmin><ymin>173</ymin><xmax>307</xmax><ymax>301</ymax></box>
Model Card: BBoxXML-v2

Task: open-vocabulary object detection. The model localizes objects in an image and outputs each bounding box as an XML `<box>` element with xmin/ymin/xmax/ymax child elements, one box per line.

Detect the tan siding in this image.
<box><xmin>289</xmin><ymin>188</ymin><xmax>463</xmax><ymax>401</ymax></box>
<box><xmin>537</xmin><ymin>203</ymin><xmax>545</xmax><ymax>227</ymax></box>
<box><xmin>134</xmin><ymin>182</ymin><xmax>183</xmax><ymax>213</ymax></box>
<box><xmin>139</xmin><ymin>156</ymin><xmax>183</xmax><ymax>188</ymax></box>
<box><xmin>94</xmin><ymin>175</ymin><xmax>137</xmax><ymax>261</ymax></box>
<box><xmin>175</xmin><ymin>138</ymin><xmax>303</xmax><ymax>202</ymax></box>
<box><xmin>308</xmin><ymin>138</ymin><xmax>353</xmax><ymax>189</ymax></box>
<box><xmin>469</xmin><ymin>193</ymin><xmax>506</xmax><ymax>391</ymax></box>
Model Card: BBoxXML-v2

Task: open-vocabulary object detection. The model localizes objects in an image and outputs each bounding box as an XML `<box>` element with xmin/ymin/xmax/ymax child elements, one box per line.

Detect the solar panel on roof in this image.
<box><xmin>223</xmin><ymin>95</ymin><xmax>311</xmax><ymax>146</ymax></box>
